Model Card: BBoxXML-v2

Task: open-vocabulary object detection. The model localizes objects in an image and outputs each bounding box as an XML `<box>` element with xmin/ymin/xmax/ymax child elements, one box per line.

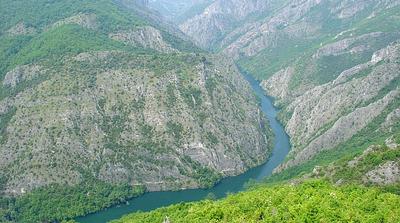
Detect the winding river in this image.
<box><xmin>76</xmin><ymin>71</ymin><xmax>291</xmax><ymax>223</ymax></box>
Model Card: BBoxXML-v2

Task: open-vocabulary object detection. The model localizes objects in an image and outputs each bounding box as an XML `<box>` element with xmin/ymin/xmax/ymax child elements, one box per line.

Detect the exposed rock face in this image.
<box><xmin>223</xmin><ymin>0</ymin><xmax>323</xmax><ymax>58</ymax></box>
<box><xmin>135</xmin><ymin>0</ymin><xmax>150</xmax><ymax>6</ymax></box>
<box><xmin>3</xmin><ymin>65</ymin><xmax>44</xmax><ymax>88</ymax></box>
<box><xmin>0</xmin><ymin>52</ymin><xmax>270</xmax><ymax>195</ymax></box>
<box><xmin>179</xmin><ymin>0</ymin><xmax>268</xmax><ymax>49</ymax></box>
<box><xmin>260</xmin><ymin>67</ymin><xmax>294</xmax><ymax>104</ymax></box>
<box><xmin>109</xmin><ymin>26</ymin><xmax>177</xmax><ymax>52</ymax></box>
<box><xmin>364</xmin><ymin>161</ymin><xmax>400</xmax><ymax>185</ymax></box>
<box><xmin>6</xmin><ymin>22</ymin><xmax>36</xmax><ymax>36</ymax></box>
<box><xmin>347</xmin><ymin>145</ymin><xmax>379</xmax><ymax>168</ymax></box>
<box><xmin>312</xmin><ymin>32</ymin><xmax>384</xmax><ymax>59</ymax></box>
<box><xmin>273</xmin><ymin>43</ymin><xmax>400</xmax><ymax>172</ymax></box>
<box><xmin>300</xmin><ymin>142</ymin><xmax>400</xmax><ymax>186</ymax></box>
<box><xmin>170</xmin><ymin>0</ymin><xmax>400</xmax><ymax>66</ymax></box>
<box><xmin>147</xmin><ymin>0</ymin><xmax>211</xmax><ymax>22</ymax></box>
<box><xmin>286</xmin><ymin>48</ymin><xmax>399</xmax><ymax>146</ymax></box>
<box><xmin>381</xmin><ymin>108</ymin><xmax>400</xmax><ymax>132</ymax></box>
<box><xmin>51</xmin><ymin>13</ymin><xmax>99</xmax><ymax>29</ymax></box>
<box><xmin>262</xmin><ymin>32</ymin><xmax>400</xmax><ymax>107</ymax></box>
<box><xmin>145</xmin><ymin>0</ymin><xmax>400</xmax><ymax>184</ymax></box>
<box><xmin>279</xmin><ymin>89</ymin><xmax>399</xmax><ymax>171</ymax></box>
<box><xmin>221</xmin><ymin>0</ymin><xmax>400</xmax><ymax>58</ymax></box>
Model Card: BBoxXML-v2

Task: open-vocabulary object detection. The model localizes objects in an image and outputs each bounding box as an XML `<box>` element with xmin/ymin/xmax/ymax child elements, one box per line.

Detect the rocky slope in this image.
<box><xmin>271</xmin><ymin>43</ymin><xmax>400</xmax><ymax>172</ymax></box>
<box><xmin>170</xmin><ymin>0</ymin><xmax>400</xmax><ymax>73</ymax></box>
<box><xmin>161</xmin><ymin>0</ymin><xmax>400</xmax><ymax>176</ymax></box>
<box><xmin>179</xmin><ymin>0</ymin><xmax>270</xmax><ymax>50</ymax></box>
<box><xmin>0</xmin><ymin>1</ymin><xmax>272</xmax><ymax>221</ymax></box>
<box><xmin>0</xmin><ymin>52</ymin><xmax>270</xmax><ymax>195</ymax></box>
<box><xmin>301</xmin><ymin>135</ymin><xmax>400</xmax><ymax>188</ymax></box>
<box><xmin>147</xmin><ymin>0</ymin><xmax>212</xmax><ymax>23</ymax></box>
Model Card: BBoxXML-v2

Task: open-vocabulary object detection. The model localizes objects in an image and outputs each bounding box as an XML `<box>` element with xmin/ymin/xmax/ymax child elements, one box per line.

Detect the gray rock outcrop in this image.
<box><xmin>109</xmin><ymin>26</ymin><xmax>177</xmax><ymax>53</ymax></box>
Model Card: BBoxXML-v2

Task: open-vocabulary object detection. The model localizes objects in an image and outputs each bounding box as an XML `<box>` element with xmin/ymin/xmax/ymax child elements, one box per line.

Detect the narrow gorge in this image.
<box><xmin>0</xmin><ymin>0</ymin><xmax>399</xmax><ymax>223</ymax></box>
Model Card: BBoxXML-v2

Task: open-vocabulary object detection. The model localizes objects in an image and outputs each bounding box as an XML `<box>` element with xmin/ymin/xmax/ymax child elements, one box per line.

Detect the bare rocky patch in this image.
<box><xmin>6</xmin><ymin>22</ymin><xmax>36</xmax><ymax>36</ymax></box>
<box><xmin>51</xmin><ymin>13</ymin><xmax>99</xmax><ymax>30</ymax></box>
<box><xmin>109</xmin><ymin>26</ymin><xmax>177</xmax><ymax>53</ymax></box>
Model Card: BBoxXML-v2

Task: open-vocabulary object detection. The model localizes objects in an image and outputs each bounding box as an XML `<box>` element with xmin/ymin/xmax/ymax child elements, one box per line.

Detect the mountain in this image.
<box><xmin>167</xmin><ymin>0</ymin><xmax>400</xmax><ymax>180</ymax></box>
<box><xmin>147</xmin><ymin>0</ymin><xmax>213</xmax><ymax>24</ymax></box>
<box><xmin>0</xmin><ymin>0</ymin><xmax>271</xmax><ymax>222</ymax></box>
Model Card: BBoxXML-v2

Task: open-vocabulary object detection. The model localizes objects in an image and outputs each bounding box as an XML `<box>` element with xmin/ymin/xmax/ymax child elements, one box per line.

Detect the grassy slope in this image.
<box><xmin>113</xmin><ymin>180</ymin><xmax>400</xmax><ymax>223</ymax></box>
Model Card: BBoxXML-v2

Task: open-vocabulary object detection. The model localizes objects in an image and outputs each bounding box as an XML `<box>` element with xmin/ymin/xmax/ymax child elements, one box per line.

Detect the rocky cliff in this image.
<box><xmin>179</xmin><ymin>0</ymin><xmax>269</xmax><ymax>49</ymax></box>
<box><xmin>263</xmin><ymin>37</ymin><xmax>400</xmax><ymax>171</ymax></box>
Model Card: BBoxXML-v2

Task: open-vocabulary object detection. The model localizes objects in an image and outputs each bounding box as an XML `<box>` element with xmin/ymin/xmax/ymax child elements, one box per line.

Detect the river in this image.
<box><xmin>76</xmin><ymin>71</ymin><xmax>291</xmax><ymax>223</ymax></box>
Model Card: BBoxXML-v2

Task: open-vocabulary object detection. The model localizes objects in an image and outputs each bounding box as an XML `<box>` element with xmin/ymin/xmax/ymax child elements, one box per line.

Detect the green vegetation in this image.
<box><xmin>112</xmin><ymin>180</ymin><xmax>400</xmax><ymax>223</ymax></box>
<box><xmin>181</xmin><ymin>86</ymin><xmax>203</xmax><ymax>108</ymax></box>
<box><xmin>6</xmin><ymin>25</ymin><xmax>126</xmax><ymax>69</ymax></box>
<box><xmin>0</xmin><ymin>108</ymin><xmax>16</xmax><ymax>144</ymax></box>
<box><xmin>0</xmin><ymin>0</ymin><xmax>146</xmax><ymax>32</ymax></box>
<box><xmin>238</xmin><ymin>37</ymin><xmax>315</xmax><ymax>80</ymax></box>
<box><xmin>179</xmin><ymin>155</ymin><xmax>222</xmax><ymax>188</ymax></box>
<box><xmin>330</xmin><ymin>145</ymin><xmax>400</xmax><ymax>185</ymax></box>
<box><xmin>0</xmin><ymin>180</ymin><xmax>144</xmax><ymax>223</ymax></box>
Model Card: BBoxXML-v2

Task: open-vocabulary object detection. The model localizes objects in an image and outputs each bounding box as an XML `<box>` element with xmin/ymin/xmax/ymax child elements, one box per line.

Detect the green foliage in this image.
<box><xmin>331</xmin><ymin>145</ymin><xmax>400</xmax><ymax>185</ymax></box>
<box><xmin>9</xmin><ymin>25</ymin><xmax>125</xmax><ymax>68</ymax></box>
<box><xmin>1</xmin><ymin>180</ymin><xmax>144</xmax><ymax>223</ymax></box>
<box><xmin>112</xmin><ymin>180</ymin><xmax>400</xmax><ymax>223</ymax></box>
<box><xmin>237</xmin><ymin>37</ymin><xmax>314</xmax><ymax>80</ymax></box>
<box><xmin>0</xmin><ymin>0</ymin><xmax>146</xmax><ymax>32</ymax></box>
<box><xmin>205</xmin><ymin>77</ymin><xmax>218</xmax><ymax>97</ymax></box>
<box><xmin>181</xmin><ymin>86</ymin><xmax>203</xmax><ymax>108</ymax></box>
<box><xmin>0</xmin><ymin>107</ymin><xmax>16</xmax><ymax>144</ymax></box>
<box><xmin>180</xmin><ymin>156</ymin><xmax>221</xmax><ymax>188</ymax></box>
<box><xmin>166</xmin><ymin>121</ymin><xmax>184</xmax><ymax>144</ymax></box>
<box><xmin>351</xmin><ymin>6</ymin><xmax>400</xmax><ymax>36</ymax></box>
<box><xmin>205</xmin><ymin>131</ymin><xmax>219</xmax><ymax>146</ymax></box>
<box><xmin>0</xmin><ymin>35</ymin><xmax>32</xmax><ymax>77</ymax></box>
<box><xmin>237</xmin><ymin>4</ymin><xmax>400</xmax><ymax>88</ymax></box>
